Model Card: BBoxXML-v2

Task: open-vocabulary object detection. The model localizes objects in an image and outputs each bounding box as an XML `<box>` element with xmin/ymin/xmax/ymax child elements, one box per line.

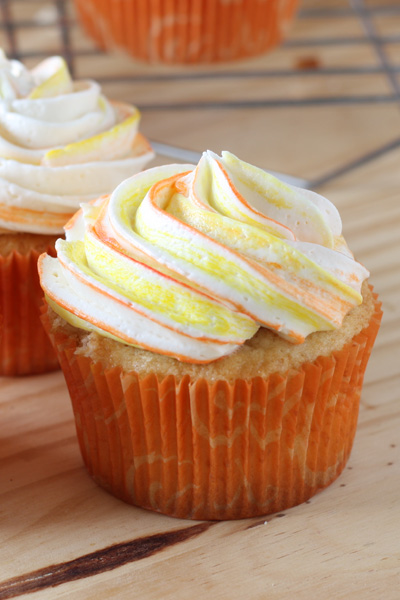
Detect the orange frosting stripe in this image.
<box><xmin>0</xmin><ymin>203</ymin><xmax>71</xmax><ymax>230</ymax></box>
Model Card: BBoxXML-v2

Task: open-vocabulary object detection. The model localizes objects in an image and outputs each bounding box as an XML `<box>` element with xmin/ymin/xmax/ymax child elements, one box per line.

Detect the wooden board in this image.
<box><xmin>0</xmin><ymin>0</ymin><xmax>399</xmax><ymax>598</ymax></box>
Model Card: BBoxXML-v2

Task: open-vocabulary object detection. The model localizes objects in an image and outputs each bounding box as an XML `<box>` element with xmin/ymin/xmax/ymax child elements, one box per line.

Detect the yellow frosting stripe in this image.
<box><xmin>135</xmin><ymin>222</ymin><xmax>329</xmax><ymax>330</ymax></box>
<box><xmin>28</xmin><ymin>56</ymin><xmax>72</xmax><ymax>99</ymax></box>
<box><xmin>220</xmin><ymin>151</ymin><xmax>334</xmax><ymax>247</ymax></box>
<box><xmin>43</xmin><ymin>106</ymin><xmax>141</xmax><ymax>167</ymax></box>
<box><xmin>168</xmin><ymin>191</ymin><xmax>291</xmax><ymax>253</ymax></box>
<box><xmin>134</xmin><ymin>196</ymin><xmax>338</xmax><ymax>333</ymax></box>
<box><xmin>167</xmin><ymin>193</ymin><xmax>362</xmax><ymax>308</ymax></box>
<box><xmin>59</xmin><ymin>235</ymin><xmax>257</xmax><ymax>342</ymax></box>
<box><xmin>192</xmin><ymin>155</ymin><xmax>295</xmax><ymax>240</ymax></box>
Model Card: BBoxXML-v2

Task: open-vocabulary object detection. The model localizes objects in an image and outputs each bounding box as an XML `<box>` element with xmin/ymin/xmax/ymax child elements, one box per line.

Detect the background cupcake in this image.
<box><xmin>0</xmin><ymin>50</ymin><xmax>154</xmax><ymax>376</ymax></box>
<box><xmin>39</xmin><ymin>151</ymin><xmax>382</xmax><ymax>520</ymax></box>
<box><xmin>73</xmin><ymin>0</ymin><xmax>299</xmax><ymax>64</ymax></box>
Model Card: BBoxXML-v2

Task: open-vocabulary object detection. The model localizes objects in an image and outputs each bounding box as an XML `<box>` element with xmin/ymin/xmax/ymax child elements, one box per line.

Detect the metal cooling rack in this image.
<box><xmin>1</xmin><ymin>0</ymin><xmax>400</xmax><ymax>190</ymax></box>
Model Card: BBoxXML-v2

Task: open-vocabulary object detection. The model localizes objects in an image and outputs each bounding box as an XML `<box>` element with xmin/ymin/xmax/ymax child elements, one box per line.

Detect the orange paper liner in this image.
<box><xmin>73</xmin><ymin>0</ymin><xmax>299</xmax><ymax>64</ymax></box>
<box><xmin>0</xmin><ymin>247</ymin><xmax>60</xmax><ymax>376</ymax></box>
<box><xmin>42</xmin><ymin>289</ymin><xmax>382</xmax><ymax>520</ymax></box>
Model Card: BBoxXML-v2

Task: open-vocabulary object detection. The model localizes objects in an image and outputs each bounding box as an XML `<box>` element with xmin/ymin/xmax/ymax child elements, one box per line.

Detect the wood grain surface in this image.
<box><xmin>0</xmin><ymin>0</ymin><xmax>399</xmax><ymax>598</ymax></box>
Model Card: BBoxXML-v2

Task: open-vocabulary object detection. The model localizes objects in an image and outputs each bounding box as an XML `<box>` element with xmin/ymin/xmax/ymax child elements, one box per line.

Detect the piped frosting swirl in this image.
<box><xmin>0</xmin><ymin>49</ymin><xmax>154</xmax><ymax>234</ymax></box>
<box><xmin>39</xmin><ymin>151</ymin><xmax>369</xmax><ymax>363</ymax></box>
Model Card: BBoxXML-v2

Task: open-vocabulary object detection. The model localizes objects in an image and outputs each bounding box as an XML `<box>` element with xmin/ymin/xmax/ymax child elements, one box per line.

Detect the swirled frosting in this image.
<box><xmin>0</xmin><ymin>49</ymin><xmax>154</xmax><ymax>234</ymax></box>
<box><xmin>39</xmin><ymin>151</ymin><xmax>369</xmax><ymax>363</ymax></box>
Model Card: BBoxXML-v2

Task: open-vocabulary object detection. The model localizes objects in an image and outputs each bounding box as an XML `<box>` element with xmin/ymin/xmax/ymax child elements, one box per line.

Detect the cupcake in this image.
<box><xmin>39</xmin><ymin>151</ymin><xmax>381</xmax><ymax>519</ymax></box>
<box><xmin>0</xmin><ymin>50</ymin><xmax>153</xmax><ymax>376</ymax></box>
<box><xmin>73</xmin><ymin>0</ymin><xmax>299</xmax><ymax>64</ymax></box>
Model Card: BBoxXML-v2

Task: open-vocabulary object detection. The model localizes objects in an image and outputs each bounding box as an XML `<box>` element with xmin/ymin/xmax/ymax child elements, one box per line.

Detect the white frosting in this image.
<box><xmin>0</xmin><ymin>50</ymin><xmax>154</xmax><ymax>234</ymax></box>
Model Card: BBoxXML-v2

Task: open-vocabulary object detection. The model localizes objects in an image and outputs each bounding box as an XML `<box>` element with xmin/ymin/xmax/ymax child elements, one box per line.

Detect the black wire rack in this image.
<box><xmin>1</xmin><ymin>0</ymin><xmax>400</xmax><ymax>189</ymax></box>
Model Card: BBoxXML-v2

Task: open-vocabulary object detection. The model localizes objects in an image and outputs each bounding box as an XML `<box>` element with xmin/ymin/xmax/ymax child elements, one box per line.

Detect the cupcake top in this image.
<box><xmin>39</xmin><ymin>151</ymin><xmax>369</xmax><ymax>364</ymax></box>
<box><xmin>0</xmin><ymin>49</ymin><xmax>154</xmax><ymax>234</ymax></box>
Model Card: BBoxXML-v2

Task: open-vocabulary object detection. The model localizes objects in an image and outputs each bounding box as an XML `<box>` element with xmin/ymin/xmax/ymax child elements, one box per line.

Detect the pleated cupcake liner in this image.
<box><xmin>0</xmin><ymin>247</ymin><xmax>60</xmax><ymax>376</ymax></box>
<box><xmin>42</xmin><ymin>289</ymin><xmax>382</xmax><ymax>520</ymax></box>
<box><xmin>73</xmin><ymin>0</ymin><xmax>299</xmax><ymax>64</ymax></box>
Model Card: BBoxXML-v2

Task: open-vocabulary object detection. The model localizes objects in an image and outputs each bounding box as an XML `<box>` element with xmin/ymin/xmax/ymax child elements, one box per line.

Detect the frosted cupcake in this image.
<box><xmin>39</xmin><ymin>151</ymin><xmax>381</xmax><ymax>519</ymax></box>
<box><xmin>0</xmin><ymin>50</ymin><xmax>153</xmax><ymax>376</ymax></box>
<box><xmin>73</xmin><ymin>0</ymin><xmax>299</xmax><ymax>64</ymax></box>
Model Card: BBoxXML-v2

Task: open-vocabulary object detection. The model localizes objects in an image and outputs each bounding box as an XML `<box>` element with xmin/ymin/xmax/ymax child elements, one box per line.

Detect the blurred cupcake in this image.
<box><xmin>0</xmin><ymin>50</ymin><xmax>153</xmax><ymax>376</ymax></box>
<box><xmin>73</xmin><ymin>0</ymin><xmax>299</xmax><ymax>64</ymax></box>
<box><xmin>39</xmin><ymin>151</ymin><xmax>381</xmax><ymax>519</ymax></box>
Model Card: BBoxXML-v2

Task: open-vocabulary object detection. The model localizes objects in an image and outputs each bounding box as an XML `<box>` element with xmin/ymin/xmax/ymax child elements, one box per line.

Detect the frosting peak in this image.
<box><xmin>0</xmin><ymin>50</ymin><xmax>154</xmax><ymax>234</ymax></box>
<box><xmin>39</xmin><ymin>151</ymin><xmax>369</xmax><ymax>363</ymax></box>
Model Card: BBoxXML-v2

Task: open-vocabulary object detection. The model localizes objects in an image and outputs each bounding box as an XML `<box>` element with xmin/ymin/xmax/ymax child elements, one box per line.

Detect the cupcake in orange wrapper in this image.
<box><xmin>39</xmin><ymin>151</ymin><xmax>381</xmax><ymax>519</ymax></box>
<box><xmin>73</xmin><ymin>0</ymin><xmax>299</xmax><ymax>64</ymax></box>
<box><xmin>0</xmin><ymin>49</ymin><xmax>154</xmax><ymax>376</ymax></box>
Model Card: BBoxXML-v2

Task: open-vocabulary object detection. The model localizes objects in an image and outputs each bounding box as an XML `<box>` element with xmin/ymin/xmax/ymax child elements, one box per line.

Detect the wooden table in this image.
<box><xmin>1</xmin><ymin>0</ymin><xmax>399</xmax><ymax>598</ymax></box>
